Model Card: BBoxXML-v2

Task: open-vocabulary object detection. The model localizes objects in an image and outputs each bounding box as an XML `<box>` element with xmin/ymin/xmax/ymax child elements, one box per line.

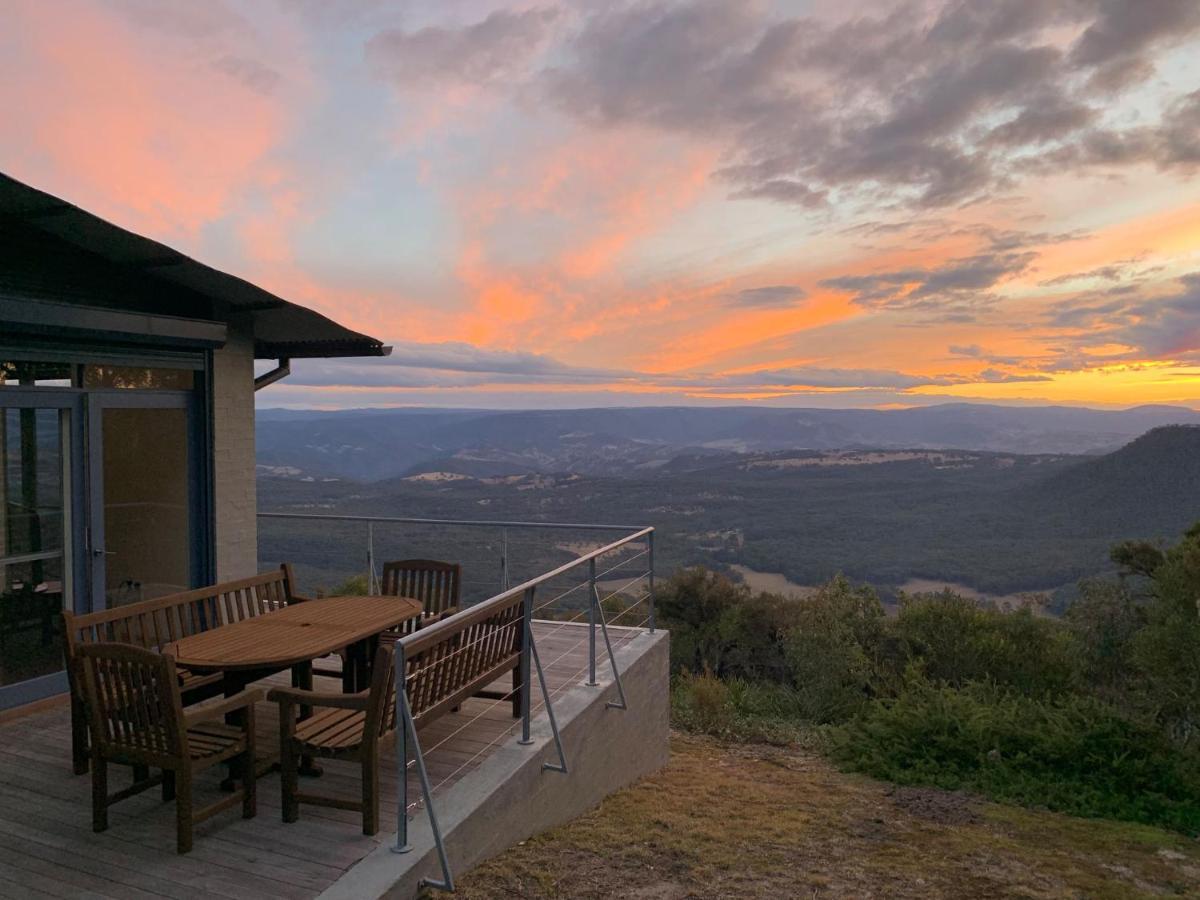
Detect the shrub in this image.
<box><xmin>891</xmin><ymin>591</ymin><xmax>1081</xmax><ymax>696</ymax></box>
<box><xmin>671</xmin><ymin>671</ymin><xmax>814</xmax><ymax>746</ymax></box>
<box><xmin>829</xmin><ymin>679</ymin><xmax>1200</xmax><ymax>834</ymax></box>
<box><xmin>656</xmin><ymin>568</ymin><xmax>753</xmax><ymax>677</ymax></box>
<box><xmin>782</xmin><ymin>576</ymin><xmax>886</xmax><ymax>721</ymax></box>
<box><xmin>1065</xmin><ymin>578</ymin><xmax>1143</xmax><ymax>694</ymax></box>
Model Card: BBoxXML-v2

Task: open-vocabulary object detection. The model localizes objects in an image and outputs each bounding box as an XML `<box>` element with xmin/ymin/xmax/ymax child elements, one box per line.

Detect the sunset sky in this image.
<box><xmin>3</xmin><ymin>0</ymin><xmax>1200</xmax><ymax>410</ymax></box>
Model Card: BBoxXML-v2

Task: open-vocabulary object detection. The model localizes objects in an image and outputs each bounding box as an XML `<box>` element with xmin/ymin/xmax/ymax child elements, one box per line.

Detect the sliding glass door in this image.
<box><xmin>88</xmin><ymin>392</ymin><xmax>202</xmax><ymax>607</ymax></box>
<box><xmin>0</xmin><ymin>391</ymin><xmax>82</xmax><ymax>706</ymax></box>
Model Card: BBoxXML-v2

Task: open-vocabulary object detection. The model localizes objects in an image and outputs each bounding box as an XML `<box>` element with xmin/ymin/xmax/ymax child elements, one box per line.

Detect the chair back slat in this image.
<box><xmin>381</xmin><ymin>559</ymin><xmax>461</xmax><ymax>619</ymax></box>
<box><xmin>78</xmin><ymin>643</ymin><xmax>184</xmax><ymax>759</ymax></box>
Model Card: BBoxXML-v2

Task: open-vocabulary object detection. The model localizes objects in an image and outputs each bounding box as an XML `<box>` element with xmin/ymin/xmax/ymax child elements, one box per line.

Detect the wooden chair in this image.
<box><xmin>381</xmin><ymin>559</ymin><xmax>461</xmax><ymax>634</ymax></box>
<box><xmin>75</xmin><ymin>642</ymin><xmax>261</xmax><ymax>854</ymax></box>
<box><xmin>312</xmin><ymin>560</ymin><xmax>460</xmax><ymax>689</ymax></box>
<box><xmin>269</xmin><ymin>635</ymin><xmax>401</xmax><ymax>835</ymax></box>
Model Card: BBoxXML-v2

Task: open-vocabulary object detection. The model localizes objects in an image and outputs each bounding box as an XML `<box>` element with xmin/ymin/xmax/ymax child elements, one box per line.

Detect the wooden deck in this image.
<box><xmin>0</xmin><ymin>621</ymin><xmax>643</xmax><ymax>900</ymax></box>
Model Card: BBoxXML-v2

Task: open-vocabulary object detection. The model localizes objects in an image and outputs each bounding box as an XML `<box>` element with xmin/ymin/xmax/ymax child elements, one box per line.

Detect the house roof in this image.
<box><xmin>0</xmin><ymin>172</ymin><xmax>390</xmax><ymax>359</ymax></box>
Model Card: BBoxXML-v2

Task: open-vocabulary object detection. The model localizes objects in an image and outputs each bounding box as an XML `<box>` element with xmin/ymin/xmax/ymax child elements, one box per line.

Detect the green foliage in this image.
<box><xmin>320</xmin><ymin>573</ymin><xmax>369</xmax><ymax>597</ymax></box>
<box><xmin>783</xmin><ymin>576</ymin><xmax>886</xmax><ymax>721</ymax></box>
<box><xmin>829</xmin><ymin>680</ymin><xmax>1200</xmax><ymax>835</ymax></box>
<box><xmin>891</xmin><ymin>592</ymin><xmax>1081</xmax><ymax>696</ymax></box>
<box><xmin>1065</xmin><ymin>579</ymin><xmax>1143</xmax><ymax>693</ymax></box>
<box><xmin>662</xmin><ymin>520</ymin><xmax>1200</xmax><ymax>833</ymax></box>
<box><xmin>1131</xmin><ymin>525</ymin><xmax>1200</xmax><ymax>744</ymax></box>
<box><xmin>671</xmin><ymin>671</ymin><xmax>814</xmax><ymax>746</ymax></box>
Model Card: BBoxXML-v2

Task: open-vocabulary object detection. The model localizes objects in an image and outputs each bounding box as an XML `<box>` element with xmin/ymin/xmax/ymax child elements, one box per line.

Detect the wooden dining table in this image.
<box><xmin>164</xmin><ymin>594</ymin><xmax>423</xmax><ymax>779</ymax></box>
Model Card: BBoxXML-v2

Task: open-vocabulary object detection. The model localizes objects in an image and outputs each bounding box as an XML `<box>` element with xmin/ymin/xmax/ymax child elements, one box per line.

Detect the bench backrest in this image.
<box><xmin>397</xmin><ymin>589</ymin><xmax>525</xmax><ymax>730</ymax></box>
<box><xmin>62</xmin><ymin>565</ymin><xmax>303</xmax><ymax>687</ymax></box>
<box><xmin>381</xmin><ymin>559</ymin><xmax>461</xmax><ymax>618</ymax></box>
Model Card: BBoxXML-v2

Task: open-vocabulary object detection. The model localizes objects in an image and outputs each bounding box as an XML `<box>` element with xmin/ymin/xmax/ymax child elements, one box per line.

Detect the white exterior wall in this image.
<box><xmin>210</xmin><ymin>320</ymin><xmax>258</xmax><ymax>581</ymax></box>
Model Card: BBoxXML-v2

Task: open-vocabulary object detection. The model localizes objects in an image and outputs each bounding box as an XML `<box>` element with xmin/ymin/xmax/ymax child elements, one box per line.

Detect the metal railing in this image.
<box><xmin>256</xmin><ymin>513</ymin><xmax>656</xmax><ymax>892</ymax></box>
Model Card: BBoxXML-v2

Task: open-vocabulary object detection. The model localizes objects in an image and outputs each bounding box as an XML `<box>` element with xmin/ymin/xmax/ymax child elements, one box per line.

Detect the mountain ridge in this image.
<box><xmin>255</xmin><ymin>403</ymin><xmax>1200</xmax><ymax>482</ymax></box>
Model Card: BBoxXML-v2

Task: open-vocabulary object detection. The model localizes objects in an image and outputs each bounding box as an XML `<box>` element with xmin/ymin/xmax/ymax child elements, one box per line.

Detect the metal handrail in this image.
<box><xmin>256</xmin><ymin>511</ymin><xmax>655</xmax><ymax>893</ymax></box>
<box><xmin>257</xmin><ymin>511</ymin><xmax>649</xmax><ymax>532</ymax></box>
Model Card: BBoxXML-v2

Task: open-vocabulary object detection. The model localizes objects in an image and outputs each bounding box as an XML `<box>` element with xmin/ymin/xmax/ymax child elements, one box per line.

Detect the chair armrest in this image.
<box><xmin>184</xmin><ymin>688</ymin><xmax>264</xmax><ymax>727</ymax></box>
<box><xmin>288</xmin><ymin>593</ymin><xmax>317</xmax><ymax>604</ymax></box>
<box><xmin>267</xmin><ymin>686</ymin><xmax>369</xmax><ymax>710</ymax></box>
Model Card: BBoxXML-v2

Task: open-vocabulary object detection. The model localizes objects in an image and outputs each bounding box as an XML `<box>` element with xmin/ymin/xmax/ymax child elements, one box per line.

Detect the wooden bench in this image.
<box><xmin>268</xmin><ymin>588</ymin><xmax>525</xmax><ymax>834</ymax></box>
<box><xmin>62</xmin><ymin>564</ymin><xmax>310</xmax><ymax>775</ymax></box>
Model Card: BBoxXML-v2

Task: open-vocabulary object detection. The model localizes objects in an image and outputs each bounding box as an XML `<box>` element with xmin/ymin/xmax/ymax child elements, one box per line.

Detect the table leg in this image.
<box><xmin>292</xmin><ymin>660</ymin><xmax>323</xmax><ymax>778</ymax></box>
<box><xmin>341</xmin><ymin>644</ymin><xmax>359</xmax><ymax>694</ymax></box>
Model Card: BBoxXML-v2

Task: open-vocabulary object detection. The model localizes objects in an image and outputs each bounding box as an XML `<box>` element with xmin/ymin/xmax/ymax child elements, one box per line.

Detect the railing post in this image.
<box><xmin>518</xmin><ymin>585</ymin><xmax>534</xmax><ymax>745</ymax></box>
<box><xmin>587</xmin><ymin>556</ymin><xmax>598</xmax><ymax>686</ymax></box>
<box><xmin>648</xmin><ymin>529</ymin><xmax>656</xmax><ymax>633</ymax></box>
<box><xmin>500</xmin><ymin>528</ymin><xmax>510</xmax><ymax>592</ymax></box>
<box><xmin>367</xmin><ymin>522</ymin><xmax>377</xmax><ymax>595</ymax></box>
<box><xmin>392</xmin><ymin>640</ymin><xmax>408</xmax><ymax>852</ymax></box>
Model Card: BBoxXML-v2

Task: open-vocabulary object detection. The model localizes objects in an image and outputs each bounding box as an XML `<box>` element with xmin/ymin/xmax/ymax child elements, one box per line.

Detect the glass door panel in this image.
<box><xmin>0</xmin><ymin>408</ymin><xmax>68</xmax><ymax>688</ymax></box>
<box><xmin>96</xmin><ymin>406</ymin><xmax>192</xmax><ymax>607</ymax></box>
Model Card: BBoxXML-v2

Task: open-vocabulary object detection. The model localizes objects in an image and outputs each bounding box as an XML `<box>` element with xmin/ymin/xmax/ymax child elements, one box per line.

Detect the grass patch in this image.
<box><xmin>455</xmin><ymin>734</ymin><xmax>1200</xmax><ymax>899</ymax></box>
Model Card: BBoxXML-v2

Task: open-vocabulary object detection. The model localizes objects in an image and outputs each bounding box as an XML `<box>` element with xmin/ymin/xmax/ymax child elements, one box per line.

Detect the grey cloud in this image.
<box><xmin>1045</xmin><ymin>272</ymin><xmax>1200</xmax><ymax>363</ymax></box>
<box><xmin>975</xmin><ymin>369</ymin><xmax>1052</xmax><ymax>384</ymax></box>
<box><xmin>284</xmin><ymin>342</ymin><xmax>632</xmax><ymax>389</ymax></box>
<box><xmin>725</xmin><ymin>285</ymin><xmax>807</xmax><ymax>308</ymax></box>
<box><xmin>1070</xmin><ymin>0</ymin><xmax>1200</xmax><ymax>90</ymax></box>
<box><xmin>282</xmin><ymin>342</ymin><xmax>1017</xmax><ymax>395</ymax></box>
<box><xmin>819</xmin><ymin>249</ymin><xmax>1035</xmax><ymax>314</ymax></box>
<box><xmin>540</xmin><ymin>0</ymin><xmax>1200</xmax><ymax>209</ymax></box>
<box><xmin>366</xmin><ymin>8</ymin><xmax>557</xmax><ymax>88</ymax></box>
<box><xmin>213</xmin><ymin>55</ymin><xmax>281</xmax><ymax>95</ymax></box>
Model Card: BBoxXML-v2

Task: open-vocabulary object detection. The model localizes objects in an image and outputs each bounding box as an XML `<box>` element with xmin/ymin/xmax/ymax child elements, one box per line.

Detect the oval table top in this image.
<box><xmin>164</xmin><ymin>595</ymin><xmax>423</xmax><ymax>672</ymax></box>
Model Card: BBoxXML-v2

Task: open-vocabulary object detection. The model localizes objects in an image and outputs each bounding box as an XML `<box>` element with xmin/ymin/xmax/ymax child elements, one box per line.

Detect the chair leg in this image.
<box><xmin>71</xmin><ymin>695</ymin><xmax>90</xmax><ymax>775</ymax></box>
<box><xmin>242</xmin><ymin>702</ymin><xmax>257</xmax><ymax>820</ymax></box>
<box><xmin>91</xmin><ymin>756</ymin><xmax>108</xmax><ymax>833</ymax></box>
<box><xmin>162</xmin><ymin>769</ymin><xmax>176</xmax><ymax>802</ymax></box>
<box><xmin>280</xmin><ymin>709</ymin><xmax>299</xmax><ymax>824</ymax></box>
<box><xmin>175</xmin><ymin>770</ymin><xmax>194</xmax><ymax>854</ymax></box>
<box><xmin>362</xmin><ymin>751</ymin><xmax>379</xmax><ymax>836</ymax></box>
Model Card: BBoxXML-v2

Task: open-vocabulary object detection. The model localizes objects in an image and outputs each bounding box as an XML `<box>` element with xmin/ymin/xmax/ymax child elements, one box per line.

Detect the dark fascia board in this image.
<box><xmin>0</xmin><ymin>296</ymin><xmax>227</xmax><ymax>348</ymax></box>
<box><xmin>1</xmin><ymin>172</ymin><xmax>387</xmax><ymax>358</ymax></box>
<box><xmin>255</xmin><ymin>340</ymin><xmax>393</xmax><ymax>359</ymax></box>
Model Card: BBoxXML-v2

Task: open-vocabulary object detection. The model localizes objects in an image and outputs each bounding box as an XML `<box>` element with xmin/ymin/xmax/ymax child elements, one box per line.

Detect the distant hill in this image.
<box><xmin>255</xmin><ymin>403</ymin><xmax>1200</xmax><ymax>482</ymax></box>
<box><xmin>1019</xmin><ymin>425</ymin><xmax>1200</xmax><ymax>538</ymax></box>
<box><xmin>258</xmin><ymin>426</ymin><xmax>1200</xmax><ymax>602</ymax></box>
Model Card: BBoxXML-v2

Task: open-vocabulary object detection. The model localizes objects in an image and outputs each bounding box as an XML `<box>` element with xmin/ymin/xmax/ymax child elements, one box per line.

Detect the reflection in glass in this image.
<box><xmin>1</xmin><ymin>408</ymin><xmax>67</xmax><ymax>687</ymax></box>
<box><xmin>0</xmin><ymin>361</ymin><xmax>72</xmax><ymax>388</ymax></box>
<box><xmin>102</xmin><ymin>407</ymin><xmax>190</xmax><ymax>606</ymax></box>
<box><xmin>83</xmin><ymin>366</ymin><xmax>196</xmax><ymax>390</ymax></box>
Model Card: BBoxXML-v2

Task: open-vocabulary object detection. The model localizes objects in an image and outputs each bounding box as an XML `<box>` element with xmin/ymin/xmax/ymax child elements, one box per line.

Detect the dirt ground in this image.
<box><xmin>453</xmin><ymin>733</ymin><xmax>1200</xmax><ymax>899</ymax></box>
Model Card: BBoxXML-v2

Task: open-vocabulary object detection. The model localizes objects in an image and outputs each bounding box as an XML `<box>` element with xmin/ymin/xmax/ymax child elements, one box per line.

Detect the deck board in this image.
<box><xmin>0</xmin><ymin>622</ymin><xmax>645</xmax><ymax>899</ymax></box>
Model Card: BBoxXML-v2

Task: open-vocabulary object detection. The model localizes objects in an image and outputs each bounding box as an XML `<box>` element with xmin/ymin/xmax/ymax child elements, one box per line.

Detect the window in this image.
<box><xmin>0</xmin><ymin>361</ymin><xmax>72</xmax><ymax>388</ymax></box>
<box><xmin>82</xmin><ymin>365</ymin><xmax>197</xmax><ymax>390</ymax></box>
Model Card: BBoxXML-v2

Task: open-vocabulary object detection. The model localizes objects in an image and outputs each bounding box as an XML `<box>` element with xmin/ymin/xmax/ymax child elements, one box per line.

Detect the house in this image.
<box><xmin>0</xmin><ymin>171</ymin><xmax>388</xmax><ymax>712</ymax></box>
<box><xmin>0</xmin><ymin>172</ymin><xmax>667</xmax><ymax>897</ymax></box>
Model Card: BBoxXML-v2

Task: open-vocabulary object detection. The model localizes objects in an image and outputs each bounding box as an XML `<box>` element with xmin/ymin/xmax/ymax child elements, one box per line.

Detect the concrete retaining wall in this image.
<box><xmin>321</xmin><ymin>627</ymin><xmax>670</xmax><ymax>899</ymax></box>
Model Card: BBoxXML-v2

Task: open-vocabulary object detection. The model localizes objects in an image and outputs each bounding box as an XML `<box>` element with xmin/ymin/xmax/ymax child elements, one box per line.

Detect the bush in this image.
<box><xmin>671</xmin><ymin>671</ymin><xmax>814</xmax><ymax>745</ymax></box>
<box><xmin>782</xmin><ymin>576</ymin><xmax>886</xmax><ymax>721</ymax></box>
<box><xmin>1065</xmin><ymin>578</ymin><xmax>1143</xmax><ymax>694</ymax></box>
<box><xmin>891</xmin><ymin>591</ymin><xmax>1081</xmax><ymax>696</ymax></box>
<box><xmin>829</xmin><ymin>679</ymin><xmax>1200</xmax><ymax>834</ymax></box>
